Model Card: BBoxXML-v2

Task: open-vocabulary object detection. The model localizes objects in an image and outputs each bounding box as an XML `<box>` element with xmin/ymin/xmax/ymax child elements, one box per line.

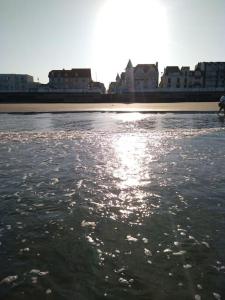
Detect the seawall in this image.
<box><xmin>0</xmin><ymin>90</ymin><xmax>224</xmax><ymax>103</ymax></box>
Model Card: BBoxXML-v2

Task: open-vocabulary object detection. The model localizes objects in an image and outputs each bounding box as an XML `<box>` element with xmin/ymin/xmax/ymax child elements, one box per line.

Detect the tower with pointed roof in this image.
<box><xmin>126</xmin><ymin>59</ymin><xmax>133</xmax><ymax>70</ymax></box>
<box><xmin>125</xmin><ymin>59</ymin><xmax>134</xmax><ymax>92</ymax></box>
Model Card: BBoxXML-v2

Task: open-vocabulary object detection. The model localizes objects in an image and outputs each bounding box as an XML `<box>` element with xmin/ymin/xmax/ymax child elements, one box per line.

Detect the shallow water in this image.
<box><xmin>0</xmin><ymin>113</ymin><xmax>225</xmax><ymax>300</ymax></box>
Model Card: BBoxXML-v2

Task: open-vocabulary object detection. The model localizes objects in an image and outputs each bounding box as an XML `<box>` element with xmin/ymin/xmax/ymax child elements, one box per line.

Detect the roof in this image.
<box><xmin>126</xmin><ymin>59</ymin><xmax>133</xmax><ymax>69</ymax></box>
<box><xmin>49</xmin><ymin>69</ymin><xmax>92</xmax><ymax>78</ymax></box>
<box><xmin>0</xmin><ymin>74</ymin><xmax>33</xmax><ymax>77</ymax></box>
<box><xmin>181</xmin><ymin>66</ymin><xmax>190</xmax><ymax>71</ymax></box>
<box><xmin>135</xmin><ymin>64</ymin><xmax>158</xmax><ymax>73</ymax></box>
<box><xmin>116</xmin><ymin>73</ymin><xmax>120</xmax><ymax>81</ymax></box>
<box><xmin>198</xmin><ymin>62</ymin><xmax>225</xmax><ymax>65</ymax></box>
<box><xmin>165</xmin><ymin>66</ymin><xmax>180</xmax><ymax>75</ymax></box>
<box><xmin>121</xmin><ymin>72</ymin><xmax>125</xmax><ymax>80</ymax></box>
<box><xmin>91</xmin><ymin>81</ymin><xmax>105</xmax><ymax>88</ymax></box>
<box><xmin>109</xmin><ymin>82</ymin><xmax>116</xmax><ymax>87</ymax></box>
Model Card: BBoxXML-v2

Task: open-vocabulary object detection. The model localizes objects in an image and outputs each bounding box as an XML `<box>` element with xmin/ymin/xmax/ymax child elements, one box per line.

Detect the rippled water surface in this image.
<box><xmin>0</xmin><ymin>113</ymin><xmax>225</xmax><ymax>300</ymax></box>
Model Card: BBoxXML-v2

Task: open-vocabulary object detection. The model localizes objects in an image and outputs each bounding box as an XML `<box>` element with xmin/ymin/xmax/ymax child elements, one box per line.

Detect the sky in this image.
<box><xmin>0</xmin><ymin>0</ymin><xmax>225</xmax><ymax>88</ymax></box>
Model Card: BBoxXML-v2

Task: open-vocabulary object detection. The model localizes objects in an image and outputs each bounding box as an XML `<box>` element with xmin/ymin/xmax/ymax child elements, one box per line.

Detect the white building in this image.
<box><xmin>134</xmin><ymin>63</ymin><xmax>159</xmax><ymax>91</ymax></box>
<box><xmin>196</xmin><ymin>62</ymin><xmax>225</xmax><ymax>88</ymax></box>
<box><xmin>108</xmin><ymin>60</ymin><xmax>159</xmax><ymax>93</ymax></box>
<box><xmin>0</xmin><ymin>74</ymin><xmax>34</xmax><ymax>91</ymax></box>
<box><xmin>160</xmin><ymin>66</ymin><xmax>184</xmax><ymax>89</ymax></box>
<box><xmin>49</xmin><ymin>69</ymin><xmax>92</xmax><ymax>91</ymax></box>
<box><xmin>48</xmin><ymin>68</ymin><xmax>105</xmax><ymax>93</ymax></box>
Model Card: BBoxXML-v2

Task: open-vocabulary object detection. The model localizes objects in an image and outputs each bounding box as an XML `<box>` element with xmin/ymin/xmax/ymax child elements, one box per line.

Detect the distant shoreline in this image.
<box><xmin>0</xmin><ymin>102</ymin><xmax>219</xmax><ymax>114</ymax></box>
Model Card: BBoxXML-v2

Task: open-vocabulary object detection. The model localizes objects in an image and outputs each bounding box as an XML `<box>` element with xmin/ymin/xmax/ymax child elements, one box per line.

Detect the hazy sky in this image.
<box><xmin>0</xmin><ymin>0</ymin><xmax>224</xmax><ymax>87</ymax></box>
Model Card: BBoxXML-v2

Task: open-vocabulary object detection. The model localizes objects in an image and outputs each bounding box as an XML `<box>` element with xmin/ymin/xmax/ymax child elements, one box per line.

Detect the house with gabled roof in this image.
<box><xmin>159</xmin><ymin>66</ymin><xmax>181</xmax><ymax>88</ymax></box>
<box><xmin>108</xmin><ymin>59</ymin><xmax>159</xmax><ymax>93</ymax></box>
<box><xmin>134</xmin><ymin>63</ymin><xmax>158</xmax><ymax>91</ymax></box>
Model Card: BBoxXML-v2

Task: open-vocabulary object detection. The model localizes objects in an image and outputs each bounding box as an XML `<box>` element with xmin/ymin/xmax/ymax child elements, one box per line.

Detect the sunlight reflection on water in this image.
<box><xmin>0</xmin><ymin>113</ymin><xmax>225</xmax><ymax>300</ymax></box>
<box><xmin>112</xmin><ymin>112</ymin><xmax>149</xmax><ymax>122</ymax></box>
<box><xmin>113</xmin><ymin>134</ymin><xmax>148</xmax><ymax>188</ymax></box>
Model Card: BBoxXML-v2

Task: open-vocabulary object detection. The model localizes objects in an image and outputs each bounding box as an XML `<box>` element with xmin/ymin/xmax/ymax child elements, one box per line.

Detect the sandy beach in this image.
<box><xmin>0</xmin><ymin>102</ymin><xmax>219</xmax><ymax>113</ymax></box>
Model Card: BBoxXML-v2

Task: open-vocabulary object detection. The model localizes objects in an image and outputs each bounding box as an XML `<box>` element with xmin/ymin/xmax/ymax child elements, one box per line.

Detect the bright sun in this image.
<box><xmin>91</xmin><ymin>0</ymin><xmax>169</xmax><ymax>86</ymax></box>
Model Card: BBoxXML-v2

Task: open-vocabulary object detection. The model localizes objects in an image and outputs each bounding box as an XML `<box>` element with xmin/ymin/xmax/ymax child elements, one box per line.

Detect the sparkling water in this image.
<box><xmin>0</xmin><ymin>113</ymin><xmax>225</xmax><ymax>299</ymax></box>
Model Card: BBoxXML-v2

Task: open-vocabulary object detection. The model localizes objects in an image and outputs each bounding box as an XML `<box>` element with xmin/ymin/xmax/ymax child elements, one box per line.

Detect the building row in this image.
<box><xmin>0</xmin><ymin>61</ymin><xmax>225</xmax><ymax>93</ymax></box>
<box><xmin>0</xmin><ymin>69</ymin><xmax>106</xmax><ymax>94</ymax></box>
<box><xmin>109</xmin><ymin>61</ymin><xmax>225</xmax><ymax>93</ymax></box>
<box><xmin>160</xmin><ymin>62</ymin><xmax>225</xmax><ymax>89</ymax></box>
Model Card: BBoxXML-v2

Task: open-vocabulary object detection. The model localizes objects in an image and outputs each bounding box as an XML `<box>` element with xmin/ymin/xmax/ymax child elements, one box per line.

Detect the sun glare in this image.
<box><xmin>113</xmin><ymin>113</ymin><xmax>148</xmax><ymax>122</ymax></box>
<box><xmin>113</xmin><ymin>134</ymin><xmax>149</xmax><ymax>188</ymax></box>
<box><xmin>91</xmin><ymin>0</ymin><xmax>169</xmax><ymax>86</ymax></box>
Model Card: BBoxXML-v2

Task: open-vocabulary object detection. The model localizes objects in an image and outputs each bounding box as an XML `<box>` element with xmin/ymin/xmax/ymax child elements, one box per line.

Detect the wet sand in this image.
<box><xmin>0</xmin><ymin>102</ymin><xmax>219</xmax><ymax>113</ymax></box>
